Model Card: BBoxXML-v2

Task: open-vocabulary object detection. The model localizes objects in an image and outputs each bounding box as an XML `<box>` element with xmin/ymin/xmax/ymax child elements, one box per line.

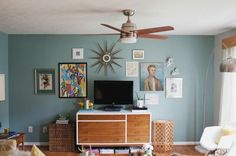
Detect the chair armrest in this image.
<box><xmin>218</xmin><ymin>134</ymin><xmax>236</xmax><ymax>150</ymax></box>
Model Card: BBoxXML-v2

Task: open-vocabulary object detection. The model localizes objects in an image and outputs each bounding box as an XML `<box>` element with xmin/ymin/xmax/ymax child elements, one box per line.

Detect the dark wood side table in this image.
<box><xmin>0</xmin><ymin>132</ymin><xmax>25</xmax><ymax>150</ymax></box>
<box><xmin>12</xmin><ymin>133</ymin><xmax>25</xmax><ymax>150</ymax></box>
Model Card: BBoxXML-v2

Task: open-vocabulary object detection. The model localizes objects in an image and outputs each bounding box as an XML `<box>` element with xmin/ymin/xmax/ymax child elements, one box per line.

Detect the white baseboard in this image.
<box><xmin>25</xmin><ymin>141</ymin><xmax>199</xmax><ymax>146</ymax></box>
<box><xmin>174</xmin><ymin>141</ymin><xmax>199</xmax><ymax>145</ymax></box>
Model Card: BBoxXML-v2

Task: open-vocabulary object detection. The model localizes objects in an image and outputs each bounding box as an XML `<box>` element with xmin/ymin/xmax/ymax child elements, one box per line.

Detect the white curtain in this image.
<box><xmin>219</xmin><ymin>47</ymin><xmax>236</xmax><ymax>125</ymax></box>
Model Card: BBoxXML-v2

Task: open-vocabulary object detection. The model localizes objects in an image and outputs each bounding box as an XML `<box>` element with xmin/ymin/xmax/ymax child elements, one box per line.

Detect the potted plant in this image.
<box><xmin>136</xmin><ymin>92</ymin><xmax>144</xmax><ymax>108</ymax></box>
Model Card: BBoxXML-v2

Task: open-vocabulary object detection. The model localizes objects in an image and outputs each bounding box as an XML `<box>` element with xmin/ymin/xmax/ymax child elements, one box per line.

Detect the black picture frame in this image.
<box><xmin>58</xmin><ymin>63</ymin><xmax>87</xmax><ymax>98</ymax></box>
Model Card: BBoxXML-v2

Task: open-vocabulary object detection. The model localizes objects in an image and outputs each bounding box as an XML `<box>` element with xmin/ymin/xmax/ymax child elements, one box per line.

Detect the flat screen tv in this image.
<box><xmin>94</xmin><ymin>80</ymin><xmax>133</xmax><ymax>109</ymax></box>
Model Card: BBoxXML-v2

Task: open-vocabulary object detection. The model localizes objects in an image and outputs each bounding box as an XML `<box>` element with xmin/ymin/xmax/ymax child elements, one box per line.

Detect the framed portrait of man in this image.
<box><xmin>140</xmin><ymin>62</ymin><xmax>164</xmax><ymax>91</ymax></box>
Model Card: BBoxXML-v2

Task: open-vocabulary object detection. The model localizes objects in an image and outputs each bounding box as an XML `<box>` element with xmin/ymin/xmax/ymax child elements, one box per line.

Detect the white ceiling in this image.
<box><xmin>0</xmin><ymin>0</ymin><xmax>236</xmax><ymax>35</ymax></box>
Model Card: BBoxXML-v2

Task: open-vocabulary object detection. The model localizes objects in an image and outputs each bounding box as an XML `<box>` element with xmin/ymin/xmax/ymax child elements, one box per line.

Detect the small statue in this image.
<box><xmin>143</xmin><ymin>144</ymin><xmax>154</xmax><ymax>156</ymax></box>
<box><xmin>166</xmin><ymin>57</ymin><xmax>174</xmax><ymax>68</ymax></box>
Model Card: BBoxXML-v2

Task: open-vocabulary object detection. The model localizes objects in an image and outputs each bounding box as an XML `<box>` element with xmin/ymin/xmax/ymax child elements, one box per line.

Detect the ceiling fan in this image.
<box><xmin>101</xmin><ymin>9</ymin><xmax>174</xmax><ymax>43</ymax></box>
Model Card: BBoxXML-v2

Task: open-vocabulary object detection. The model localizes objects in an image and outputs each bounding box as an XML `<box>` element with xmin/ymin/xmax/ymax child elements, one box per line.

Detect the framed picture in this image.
<box><xmin>133</xmin><ymin>49</ymin><xmax>144</xmax><ymax>59</ymax></box>
<box><xmin>126</xmin><ymin>61</ymin><xmax>138</xmax><ymax>77</ymax></box>
<box><xmin>140</xmin><ymin>62</ymin><xmax>164</xmax><ymax>91</ymax></box>
<box><xmin>34</xmin><ymin>69</ymin><xmax>55</xmax><ymax>94</ymax></box>
<box><xmin>145</xmin><ymin>93</ymin><xmax>159</xmax><ymax>105</ymax></box>
<box><xmin>166</xmin><ymin>78</ymin><xmax>183</xmax><ymax>98</ymax></box>
<box><xmin>59</xmin><ymin>63</ymin><xmax>87</xmax><ymax>98</ymax></box>
<box><xmin>72</xmin><ymin>48</ymin><xmax>84</xmax><ymax>59</ymax></box>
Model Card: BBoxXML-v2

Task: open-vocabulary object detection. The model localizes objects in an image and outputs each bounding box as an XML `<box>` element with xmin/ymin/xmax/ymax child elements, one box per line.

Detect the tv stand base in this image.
<box><xmin>76</xmin><ymin>111</ymin><xmax>151</xmax><ymax>145</ymax></box>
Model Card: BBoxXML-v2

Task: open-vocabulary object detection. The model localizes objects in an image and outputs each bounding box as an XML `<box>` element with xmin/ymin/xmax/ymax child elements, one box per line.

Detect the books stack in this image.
<box><xmin>131</xmin><ymin>106</ymin><xmax>148</xmax><ymax>112</ymax></box>
<box><xmin>115</xmin><ymin>148</ymin><xmax>130</xmax><ymax>154</ymax></box>
<box><xmin>90</xmin><ymin>148</ymin><xmax>100</xmax><ymax>155</ymax></box>
<box><xmin>56</xmin><ymin>119</ymin><xmax>69</xmax><ymax>124</ymax></box>
<box><xmin>8</xmin><ymin>133</ymin><xmax>20</xmax><ymax>139</ymax></box>
<box><xmin>130</xmin><ymin>146</ymin><xmax>142</xmax><ymax>153</ymax></box>
<box><xmin>0</xmin><ymin>131</ymin><xmax>17</xmax><ymax>139</ymax></box>
<box><xmin>100</xmin><ymin>148</ymin><xmax>114</xmax><ymax>154</ymax></box>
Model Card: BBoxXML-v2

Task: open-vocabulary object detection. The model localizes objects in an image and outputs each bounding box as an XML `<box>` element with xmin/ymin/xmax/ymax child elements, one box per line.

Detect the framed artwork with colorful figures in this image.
<box><xmin>58</xmin><ymin>63</ymin><xmax>87</xmax><ymax>98</ymax></box>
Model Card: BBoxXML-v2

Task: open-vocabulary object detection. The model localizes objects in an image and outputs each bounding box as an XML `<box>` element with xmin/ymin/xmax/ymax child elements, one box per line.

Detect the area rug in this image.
<box><xmin>171</xmin><ymin>153</ymin><xmax>198</xmax><ymax>156</ymax></box>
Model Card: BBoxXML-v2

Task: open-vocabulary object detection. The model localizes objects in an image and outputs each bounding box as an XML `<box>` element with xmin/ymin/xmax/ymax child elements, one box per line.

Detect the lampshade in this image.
<box><xmin>220</xmin><ymin>57</ymin><xmax>236</xmax><ymax>72</ymax></box>
<box><xmin>220</xmin><ymin>36</ymin><xmax>236</xmax><ymax>72</ymax></box>
<box><xmin>0</xmin><ymin>74</ymin><xmax>5</xmax><ymax>101</ymax></box>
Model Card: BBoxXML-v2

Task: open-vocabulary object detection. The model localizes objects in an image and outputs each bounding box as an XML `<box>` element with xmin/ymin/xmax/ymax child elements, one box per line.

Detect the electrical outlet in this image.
<box><xmin>28</xmin><ymin>126</ymin><xmax>33</xmax><ymax>133</ymax></box>
<box><xmin>42</xmin><ymin>126</ymin><xmax>47</xmax><ymax>133</ymax></box>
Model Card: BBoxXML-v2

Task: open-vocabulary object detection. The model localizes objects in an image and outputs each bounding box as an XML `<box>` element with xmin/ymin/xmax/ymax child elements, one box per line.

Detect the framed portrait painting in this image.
<box><xmin>34</xmin><ymin>69</ymin><xmax>55</xmax><ymax>94</ymax></box>
<box><xmin>165</xmin><ymin>78</ymin><xmax>183</xmax><ymax>98</ymax></box>
<box><xmin>140</xmin><ymin>62</ymin><xmax>164</xmax><ymax>91</ymax></box>
<box><xmin>59</xmin><ymin>63</ymin><xmax>87</xmax><ymax>98</ymax></box>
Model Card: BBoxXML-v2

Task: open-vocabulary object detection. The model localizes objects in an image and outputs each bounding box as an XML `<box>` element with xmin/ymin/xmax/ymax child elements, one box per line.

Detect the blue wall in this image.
<box><xmin>8</xmin><ymin>35</ymin><xmax>214</xmax><ymax>142</ymax></box>
<box><xmin>0</xmin><ymin>32</ymin><xmax>9</xmax><ymax>130</ymax></box>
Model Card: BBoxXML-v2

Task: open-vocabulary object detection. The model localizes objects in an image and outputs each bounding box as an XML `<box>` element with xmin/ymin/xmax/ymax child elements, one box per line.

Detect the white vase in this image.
<box><xmin>137</xmin><ymin>100</ymin><xmax>144</xmax><ymax>108</ymax></box>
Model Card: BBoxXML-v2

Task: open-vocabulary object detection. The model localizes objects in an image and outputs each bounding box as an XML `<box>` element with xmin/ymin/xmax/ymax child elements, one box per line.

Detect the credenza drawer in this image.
<box><xmin>78</xmin><ymin>115</ymin><xmax>125</xmax><ymax>120</ymax></box>
<box><xmin>78</xmin><ymin>122</ymin><xmax>125</xmax><ymax>129</ymax></box>
<box><xmin>127</xmin><ymin>128</ymin><xmax>150</xmax><ymax>136</ymax></box>
<box><xmin>78</xmin><ymin>128</ymin><xmax>125</xmax><ymax>136</ymax></box>
<box><xmin>127</xmin><ymin>135</ymin><xmax>150</xmax><ymax>143</ymax></box>
<box><xmin>78</xmin><ymin>135</ymin><xmax>125</xmax><ymax>143</ymax></box>
<box><xmin>128</xmin><ymin>121</ymin><xmax>150</xmax><ymax>128</ymax></box>
<box><xmin>127</xmin><ymin>114</ymin><xmax>150</xmax><ymax>122</ymax></box>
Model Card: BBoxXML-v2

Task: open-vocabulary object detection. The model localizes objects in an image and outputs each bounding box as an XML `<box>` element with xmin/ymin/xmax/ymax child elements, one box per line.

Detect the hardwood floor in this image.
<box><xmin>24</xmin><ymin>145</ymin><xmax>205</xmax><ymax>156</ymax></box>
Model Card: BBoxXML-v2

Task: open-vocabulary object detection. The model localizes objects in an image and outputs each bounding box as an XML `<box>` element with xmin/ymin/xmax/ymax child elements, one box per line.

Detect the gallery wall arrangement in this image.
<box><xmin>7</xmin><ymin>34</ymin><xmax>214</xmax><ymax>143</ymax></box>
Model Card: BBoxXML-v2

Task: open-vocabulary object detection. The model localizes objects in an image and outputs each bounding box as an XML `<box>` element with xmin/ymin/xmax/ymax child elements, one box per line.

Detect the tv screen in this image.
<box><xmin>94</xmin><ymin>80</ymin><xmax>133</xmax><ymax>105</ymax></box>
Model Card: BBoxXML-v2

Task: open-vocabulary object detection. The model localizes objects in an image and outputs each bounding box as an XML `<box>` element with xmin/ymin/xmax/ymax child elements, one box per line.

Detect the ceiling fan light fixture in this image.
<box><xmin>120</xmin><ymin>37</ymin><xmax>137</xmax><ymax>43</ymax></box>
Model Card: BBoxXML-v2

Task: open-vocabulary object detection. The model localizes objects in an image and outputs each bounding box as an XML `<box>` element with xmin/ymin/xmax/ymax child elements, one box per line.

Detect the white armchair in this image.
<box><xmin>200</xmin><ymin>126</ymin><xmax>222</xmax><ymax>151</ymax></box>
<box><xmin>200</xmin><ymin>125</ymin><xmax>236</xmax><ymax>153</ymax></box>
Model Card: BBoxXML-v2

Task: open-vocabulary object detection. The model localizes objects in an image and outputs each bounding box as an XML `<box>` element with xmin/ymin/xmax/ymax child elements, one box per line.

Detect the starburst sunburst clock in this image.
<box><xmin>90</xmin><ymin>41</ymin><xmax>123</xmax><ymax>74</ymax></box>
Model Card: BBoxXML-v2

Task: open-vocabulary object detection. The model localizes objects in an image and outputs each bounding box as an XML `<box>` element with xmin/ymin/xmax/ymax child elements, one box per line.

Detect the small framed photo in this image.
<box><xmin>34</xmin><ymin>69</ymin><xmax>55</xmax><ymax>94</ymax></box>
<box><xmin>126</xmin><ymin>61</ymin><xmax>138</xmax><ymax>77</ymax></box>
<box><xmin>166</xmin><ymin>78</ymin><xmax>183</xmax><ymax>98</ymax></box>
<box><xmin>145</xmin><ymin>93</ymin><xmax>159</xmax><ymax>105</ymax></box>
<box><xmin>59</xmin><ymin>63</ymin><xmax>87</xmax><ymax>98</ymax></box>
<box><xmin>133</xmin><ymin>49</ymin><xmax>144</xmax><ymax>59</ymax></box>
<box><xmin>72</xmin><ymin>48</ymin><xmax>84</xmax><ymax>59</ymax></box>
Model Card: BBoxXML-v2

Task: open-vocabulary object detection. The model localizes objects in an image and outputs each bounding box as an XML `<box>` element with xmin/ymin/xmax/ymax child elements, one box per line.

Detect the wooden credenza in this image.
<box><xmin>76</xmin><ymin>110</ymin><xmax>151</xmax><ymax>145</ymax></box>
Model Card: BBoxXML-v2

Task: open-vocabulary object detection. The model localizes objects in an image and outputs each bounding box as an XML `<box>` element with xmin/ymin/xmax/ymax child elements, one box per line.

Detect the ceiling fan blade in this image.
<box><xmin>101</xmin><ymin>24</ymin><xmax>130</xmax><ymax>34</ymax></box>
<box><xmin>79</xmin><ymin>33</ymin><xmax>119</xmax><ymax>36</ymax></box>
<box><xmin>138</xmin><ymin>34</ymin><xmax>168</xmax><ymax>40</ymax></box>
<box><xmin>136</xmin><ymin>26</ymin><xmax>174</xmax><ymax>34</ymax></box>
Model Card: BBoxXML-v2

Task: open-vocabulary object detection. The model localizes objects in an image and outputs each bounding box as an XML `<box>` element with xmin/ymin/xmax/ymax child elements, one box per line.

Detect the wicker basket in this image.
<box><xmin>152</xmin><ymin>120</ymin><xmax>174</xmax><ymax>152</ymax></box>
<box><xmin>49</xmin><ymin>124</ymin><xmax>75</xmax><ymax>152</ymax></box>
